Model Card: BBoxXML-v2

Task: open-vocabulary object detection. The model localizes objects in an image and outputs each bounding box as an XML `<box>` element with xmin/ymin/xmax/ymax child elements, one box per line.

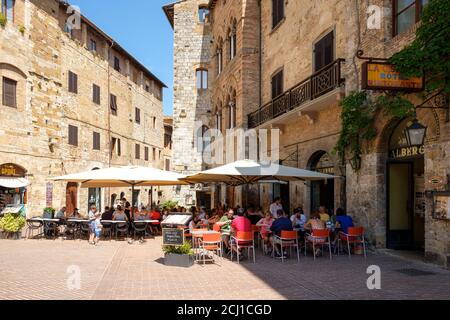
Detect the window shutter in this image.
<box><xmin>68</xmin><ymin>125</ymin><xmax>78</xmax><ymax>146</ymax></box>
<box><xmin>135</xmin><ymin>108</ymin><xmax>141</xmax><ymax>124</ymax></box>
<box><xmin>2</xmin><ymin>77</ymin><xmax>17</xmax><ymax>108</ymax></box>
<box><xmin>135</xmin><ymin>144</ymin><xmax>140</xmax><ymax>159</ymax></box>
<box><xmin>110</xmin><ymin>94</ymin><xmax>117</xmax><ymax>115</ymax></box>
<box><xmin>93</xmin><ymin>84</ymin><xmax>100</xmax><ymax>104</ymax></box>
<box><xmin>145</xmin><ymin>147</ymin><xmax>149</xmax><ymax>161</ymax></box>
<box><xmin>69</xmin><ymin>71</ymin><xmax>78</xmax><ymax>93</ymax></box>
<box><xmin>93</xmin><ymin>132</ymin><xmax>100</xmax><ymax>150</ymax></box>
<box><xmin>117</xmin><ymin>138</ymin><xmax>121</xmax><ymax>156</ymax></box>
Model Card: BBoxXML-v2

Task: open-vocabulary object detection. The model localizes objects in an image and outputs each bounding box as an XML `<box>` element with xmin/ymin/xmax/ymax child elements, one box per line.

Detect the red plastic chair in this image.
<box><xmin>338</xmin><ymin>227</ymin><xmax>366</xmax><ymax>258</ymax></box>
<box><xmin>213</xmin><ymin>223</ymin><xmax>221</xmax><ymax>232</ymax></box>
<box><xmin>273</xmin><ymin>230</ymin><xmax>300</xmax><ymax>263</ymax></box>
<box><xmin>231</xmin><ymin>231</ymin><xmax>255</xmax><ymax>264</ymax></box>
<box><xmin>305</xmin><ymin>229</ymin><xmax>332</xmax><ymax>260</ymax></box>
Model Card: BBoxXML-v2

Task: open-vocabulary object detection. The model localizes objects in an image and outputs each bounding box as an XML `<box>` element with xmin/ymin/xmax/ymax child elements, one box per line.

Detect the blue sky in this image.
<box><xmin>70</xmin><ymin>0</ymin><xmax>174</xmax><ymax>115</ymax></box>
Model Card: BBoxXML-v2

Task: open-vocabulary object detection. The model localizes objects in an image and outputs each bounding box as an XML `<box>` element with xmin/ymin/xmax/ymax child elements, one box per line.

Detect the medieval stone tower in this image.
<box><xmin>164</xmin><ymin>0</ymin><xmax>212</xmax><ymax>207</ymax></box>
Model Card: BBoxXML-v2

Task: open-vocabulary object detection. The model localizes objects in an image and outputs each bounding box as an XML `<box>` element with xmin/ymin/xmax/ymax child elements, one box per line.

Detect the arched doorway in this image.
<box><xmin>387</xmin><ymin>118</ymin><xmax>425</xmax><ymax>250</ymax></box>
<box><xmin>66</xmin><ymin>182</ymin><xmax>78</xmax><ymax>215</ymax></box>
<box><xmin>308</xmin><ymin>151</ymin><xmax>335</xmax><ymax>214</ymax></box>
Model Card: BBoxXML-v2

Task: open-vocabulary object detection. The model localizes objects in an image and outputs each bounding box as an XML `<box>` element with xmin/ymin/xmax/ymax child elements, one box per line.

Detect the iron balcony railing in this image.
<box><xmin>248</xmin><ymin>59</ymin><xmax>345</xmax><ymax>129</ymax></box>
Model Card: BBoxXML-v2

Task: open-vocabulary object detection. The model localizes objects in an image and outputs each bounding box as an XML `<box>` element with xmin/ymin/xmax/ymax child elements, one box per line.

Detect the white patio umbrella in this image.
<box><xmin>52</xmin><ymin>166</ymin><xmax>188</xmax><ymax>214</ymax></box>
<box><xmin>181</xmin><ymin>159</ymin><xmax>338</xmax><ymax>186</ymax></box>
<box><xmin>52</xmin><ymin>166</ymin><xmax>188</xmax><ymax>188</ymax></box>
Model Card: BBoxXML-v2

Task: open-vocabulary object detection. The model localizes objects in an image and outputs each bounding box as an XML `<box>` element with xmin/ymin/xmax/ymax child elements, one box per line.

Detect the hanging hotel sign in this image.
<box><xmin>0</xmin><ymin>164</ymin><xmax>26</xmax><ymax>178</ymax></box>
<box><xmin>390</xmin><ymin>145</ymin><xmax>425</xmax><ymax>159</ymax></box>
<box><xmin>362</xmin><ymin>62</ymin><xmax>424</xmax><ymax>91</ymax></box>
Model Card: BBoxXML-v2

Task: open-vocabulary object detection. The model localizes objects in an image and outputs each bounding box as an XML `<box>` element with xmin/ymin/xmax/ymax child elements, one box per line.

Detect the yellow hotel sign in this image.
<box><xmin>362</xmin><ymin>62</ymin><xmax>424</xmax><ymax>91</ymax></box>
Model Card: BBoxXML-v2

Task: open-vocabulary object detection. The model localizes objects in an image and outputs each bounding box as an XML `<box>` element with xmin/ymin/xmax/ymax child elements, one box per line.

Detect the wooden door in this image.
<box><xmin>66</xmin><ymin>182</ymin><xmax>78</xmax><ymax>214</ymax></box>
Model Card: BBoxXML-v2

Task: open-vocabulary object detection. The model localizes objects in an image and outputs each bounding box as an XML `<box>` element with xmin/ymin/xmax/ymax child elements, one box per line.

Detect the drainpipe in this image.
<box><xmin>107</xmin><ymin>40</ymin><xmax>114</xmax><ymax>205</ymax></box>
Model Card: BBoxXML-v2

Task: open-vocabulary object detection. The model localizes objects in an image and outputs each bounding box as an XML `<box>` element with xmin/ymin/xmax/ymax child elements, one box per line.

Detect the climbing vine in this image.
<box><xmin>337</xmin><ymin>0</ymin><xmax>450</xmax><ymax>169</ymax></box>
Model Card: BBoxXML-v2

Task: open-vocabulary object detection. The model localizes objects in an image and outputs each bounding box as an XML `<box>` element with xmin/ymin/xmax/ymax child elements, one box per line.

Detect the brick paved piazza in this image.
<box><xmin>1</xmin><ymin>238</ymin><xmax>450</xmax><ymax>300</ymax></box>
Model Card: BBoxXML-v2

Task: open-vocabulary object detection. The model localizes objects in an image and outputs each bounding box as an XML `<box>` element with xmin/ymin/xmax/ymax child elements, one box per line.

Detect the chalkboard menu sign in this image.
<box><xmin>163</xmin><ymin>228</ymin><xmax>185</xmax><ymax>246</ymax></box>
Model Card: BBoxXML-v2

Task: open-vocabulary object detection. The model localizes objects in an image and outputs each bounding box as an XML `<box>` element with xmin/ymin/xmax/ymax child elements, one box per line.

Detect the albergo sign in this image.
<box><xmin>362</xmin><ymin>62</ymin><xmax>424</xmax><ymax>92</ymax></box>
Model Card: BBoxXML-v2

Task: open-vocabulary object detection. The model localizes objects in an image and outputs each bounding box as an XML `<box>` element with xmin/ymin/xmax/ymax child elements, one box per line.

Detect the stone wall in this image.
<box><xmin>171</xmin><ymin>0</ymin><xmax>212</xmax><ymax>206</ymax></box>
<box><xmin>0</xmin><ymin>0</ymin><xmax>165</xmax><ymax>216</ymax></box>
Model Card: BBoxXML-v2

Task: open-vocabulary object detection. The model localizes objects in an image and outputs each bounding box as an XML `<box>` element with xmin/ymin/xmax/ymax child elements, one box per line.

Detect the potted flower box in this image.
<box><xmin>162</xmin><ymin>243</ymin><xmax>194</xmax><ymax>268</ymax></box>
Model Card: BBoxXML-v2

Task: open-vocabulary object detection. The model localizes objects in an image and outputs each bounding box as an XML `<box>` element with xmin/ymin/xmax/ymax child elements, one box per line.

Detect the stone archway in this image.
<box><xmin>307</xmin><ymin>151</ymin><xmax>335</xmax><ymax>215</ymax></box>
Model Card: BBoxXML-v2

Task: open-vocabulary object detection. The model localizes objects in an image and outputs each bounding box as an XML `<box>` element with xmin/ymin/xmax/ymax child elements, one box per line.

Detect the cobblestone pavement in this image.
<box><xmin>1</xmin><ymin>237</ymin><xmax>450</xmax><ymax>300</ymax></box>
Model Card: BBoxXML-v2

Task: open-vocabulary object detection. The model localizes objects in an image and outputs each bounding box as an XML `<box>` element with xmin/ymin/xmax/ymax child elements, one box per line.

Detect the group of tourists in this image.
<box><xmin>187</xmin><ymin>197</ymin><xmax>354</xmax><ymax>260</ymax></box>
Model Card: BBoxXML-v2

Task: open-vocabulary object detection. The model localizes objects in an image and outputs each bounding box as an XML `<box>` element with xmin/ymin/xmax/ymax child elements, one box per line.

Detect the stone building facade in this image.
<box><xmin>0</xmin><ymin>0</ymin><xmax>166</xmax><ymax>216</ymax></box>
<box><xmin>166</xmin><ymin>0</ymin><xmax>450</xmax><ymax>268</ymax></box>
<box><xmin>164</xmin><ymin>0</ymin><xmax>213</xmax><ymax>207</ymax></box>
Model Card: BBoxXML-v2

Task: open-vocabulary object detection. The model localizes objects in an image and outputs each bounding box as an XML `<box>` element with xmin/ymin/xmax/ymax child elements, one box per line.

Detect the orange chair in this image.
<box><xmin>199</xmin><ymin>233</ymin><xmax>223</xmax><ymax>265</ymax></box>
<box><xmin>338</xmin><ymin>227</ymin><xmax>366</xmax><ymax>258</ymax></box>
<box><xmin>213</xmin><ymin>223</ymin><xmax>221</xmax><ymax>232</ymax></box>
<box><xmin>272</xmin><ymin>230</ymin><xmax>300</xmax><ymax>263</ymax></box>
<box><xmin>304</xmin><ymin>229</ymin><xmax>332</xmax><ymax>260</ymax></box>
<box><xmin>230</xmin><ymin>231</ymin><xmax>255</xmax><ymax>264</ymax></box>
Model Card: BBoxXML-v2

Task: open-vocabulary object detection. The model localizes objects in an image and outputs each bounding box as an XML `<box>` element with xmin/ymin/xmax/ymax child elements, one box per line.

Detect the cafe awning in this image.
<box><xmin>0</xmin><ymin>177</ymin><xmax>30</xmax><ymax>189</ymax></box>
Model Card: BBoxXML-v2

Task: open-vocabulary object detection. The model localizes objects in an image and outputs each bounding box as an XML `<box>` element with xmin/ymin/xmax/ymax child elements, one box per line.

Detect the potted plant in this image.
<box><xmin>160</xmin><ymin>200</ymin><xmax>179</xmax><ymax>212</ymax></box>
<box><xmin>0</xmin><ymin>213</ymin><xmax>26</xmax><ymax>240</ymax></box>
<box><xmin>162</xmin><ymin>243</ymin><xmax>194</xmax><ymax>268</ymax></box>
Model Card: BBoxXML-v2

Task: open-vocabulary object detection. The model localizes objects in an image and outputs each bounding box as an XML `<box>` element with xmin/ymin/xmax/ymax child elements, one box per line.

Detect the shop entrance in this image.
<box><xmin>308</xmin><ymin>151</ymin><xmax>335</xmax><ymax>214</ymax></box>
<box><xmin>387</xmin><ymin>119</ymin><xmax>425</xmax><ymax>250</ymax></box>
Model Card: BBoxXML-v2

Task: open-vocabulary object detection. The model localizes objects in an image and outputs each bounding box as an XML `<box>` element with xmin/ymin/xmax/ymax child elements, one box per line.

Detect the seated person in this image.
<box><xmin>247</xmin><ymin>207</ymin><xmax>264</xmax><ymax>225</ymax></box>
<box><xmin>217</xmin><ymin>209</ymin><xmax>234</xmax><ymax>253</ymax></box>
<box><xmin>291</xmin><ymin>207</ymin><xmax>306</xmax><ymax>231</ymax></box>
<box><xmin>101</xmin><ymin>206</ymin><xmax>113</xmax><ymax>220</ymax></box>
<box><xmin>270</xmin><ymin>210</ymin><xmax>294</xmax><ymax>258</ymax></box>
<box><xmin>304</xmin><ymin>212</ymin><xmax>326</xmax><ymax>232</ymax></box>
<box><xmin>55</xmin><ymin>207</ymin><xmax>66</xmax><ymax>219</ymax></box>
<box><xmin>230</xmin><ymin>208</ymin><xmax>252</xmax><ymax>259</ymax></box>
<box><xmin>256</xmin><ymin>212</ymin><xmax>274</xmax><ymax>254</ymax></box>
<box><xmin>335</xmin><ymin>208</ymin><xmax>354</xmax><ymax>234</ymax></box>
<box><xmin>69</xmin><ymin>208</ymin><xmax>82</xmax><ymax>219</ymax></box>
<box><xmin>113</xmin><ymin>205</ymin><xmax>128</xmax><ymax>221</ymax></box>
<box><xmin>135</xmin><ymin>207</ymin><xmax>149</xmax><ymax>221</ymax></box>
<box><xmin>318</xmin><ymin>206</ymin><xmax>330</xmax><ymax>222</ymax></box>
<box><xmin>188</xmin><ymin>215</ymin><xmax>203</xmax><ymax>233</ymax></box>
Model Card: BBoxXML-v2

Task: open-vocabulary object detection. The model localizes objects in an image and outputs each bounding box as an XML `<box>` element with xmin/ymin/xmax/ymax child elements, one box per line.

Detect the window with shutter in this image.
<box><xmin>314</xmin><ymin>31</ymin><xmax>334</xmax><ymax>72</ymax></box>
<box><xmin>68</xmin><ymin>71</ymin><xmax>78</xmax><ymax>94</ymax></box>
<box><xmin>93</xmin><ymin>132</ymin><xmax>100</xmax><ymax>150</ymax></box>
<box><xmin>272</xmin><ymin>0</ymin><xmax>284</xmax><ymax>29</ymax></box>
<box><xmin>68</xmin><ymin>125</ymin><xmax>78</xmax><ymax>146</ymax></box>
<box><xmin>153</xmin><ymin>148</ymin><xmax>156</xmax><ymax>161</ymax></box>
<box><xmin>165</xmin><ymin>159</ymin><xmax>170</xmax><ymax>171</ymax></box>
<box><xmin>93</xmin><ymin>84</ymin><xmax>100</xmax><ymax>104</ymax></box>
<box><xmin>145</xmin><ymin>147</ymin><xmax>149</xmax><ymax>161</ymax></box>
<box><xmin>117</xmin><ymin>138</ymin><xmax>121</xmax><ymax>156</ymax></box>
<box><xmin>271</xmin><ymin>70</ymin><xmax>284</xmax><ymax>99</ymax></box>
<box><xmin>114</xmin><ymin>57</ymin><xmax>121</xmax><ymax>72</ymax></box>
<box><xmin>89</xmin><ymin>39</ymin><xmax>97</xmax><ymax>53</ymax></box>
<box><xmin>2</xmin><ymin>77</ymin><xmax>17</xmax><ymax>108</ymax></box>
<box><xmin>135</xmin><ymin>107</ymin><xmax>141</xmax><ymax>124</ymax></box>
<box><xmin>135</xmin><ymin>144</ymin><xmax>140</xmax><ymax>159</ymax></box>
<box><xmin>110</xmin><ymin>94</ymin><xmax>117</xmax><ymax>115</ymax></box>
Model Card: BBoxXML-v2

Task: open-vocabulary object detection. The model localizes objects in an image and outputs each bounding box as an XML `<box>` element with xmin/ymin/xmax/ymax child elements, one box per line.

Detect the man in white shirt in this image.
<box><xmin>269</xmin><ymin>197</ymin><xmax>283</xmax><ymax>219</ymax></box>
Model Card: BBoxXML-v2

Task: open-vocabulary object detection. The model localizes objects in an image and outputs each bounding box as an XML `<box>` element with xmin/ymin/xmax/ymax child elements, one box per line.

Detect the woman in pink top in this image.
<box><xmin>256</xmin><ymin>212</ymin><xmax>274</xmax><ymax>254</ymax></box>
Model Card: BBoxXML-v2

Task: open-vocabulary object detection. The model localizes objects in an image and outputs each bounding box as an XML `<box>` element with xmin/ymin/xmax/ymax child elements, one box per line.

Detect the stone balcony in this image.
<box><xmin>248</xmin><ymin>59</ymin><xmax>346</xmax><ymax>129</ymax></box>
